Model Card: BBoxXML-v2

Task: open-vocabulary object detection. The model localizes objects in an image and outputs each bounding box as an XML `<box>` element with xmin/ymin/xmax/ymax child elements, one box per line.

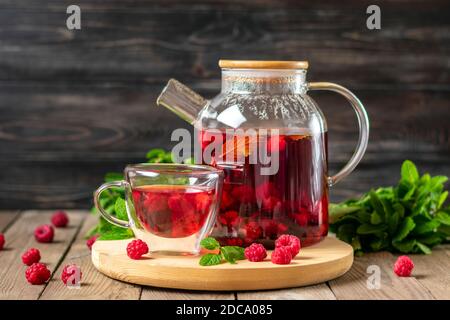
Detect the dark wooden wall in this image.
<box><xmin>0</xmin><ymin>0</ymin><xmax>449</xmax><ymax>209</ymax></box>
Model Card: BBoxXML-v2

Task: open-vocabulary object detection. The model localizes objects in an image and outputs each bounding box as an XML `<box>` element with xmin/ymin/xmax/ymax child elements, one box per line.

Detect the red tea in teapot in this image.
<box><xmin>132</xmin><ymin>185</ymin><xmax>215</xmax><ymax>238</ymax></box>
<box><xmin>201</xmin><ymin>130</ymin><xmax>328</xmax><ymax>248</ymax></box>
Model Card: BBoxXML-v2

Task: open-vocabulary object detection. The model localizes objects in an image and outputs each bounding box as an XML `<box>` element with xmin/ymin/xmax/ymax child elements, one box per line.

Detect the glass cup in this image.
<box><xmin>94</xmin><ymin>163</ymin><xmax>223</xmax><ymax>255</ymax></box>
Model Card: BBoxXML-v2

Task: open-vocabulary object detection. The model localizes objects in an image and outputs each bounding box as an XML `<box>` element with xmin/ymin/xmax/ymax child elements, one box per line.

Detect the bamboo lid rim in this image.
<box><xmin>219</xmin><ymin>60</ymin><xmax>309</xmax><ymax>70</ymax></box>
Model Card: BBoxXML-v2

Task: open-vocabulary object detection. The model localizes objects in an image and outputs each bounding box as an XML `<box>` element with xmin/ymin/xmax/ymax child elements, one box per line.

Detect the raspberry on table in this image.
<box><xmin>25</xmin><ymin>263</ymin><xmax>51</xmax><ymax>285</ymax></box>
<box><xmin>22</xmin><ymin>248</ymin><xmax>41</xmax><ymax>266</ymax></box>
<box><xmin>126</xmin><ymin>239</ymin><xmax>149</xmax><ymax>260</ymax></box>
<box><xmin>61</xmin><ymin>264</ymin><xmax>82</xmax><ymax>286</ymax></box>
<box><xmin>86</xmin><ymin>235</ymin><xmax>99</xmax><ymax>251</ymax></box>
<box><xmin>244</xmin><ymin>243</ymin><xmax>267</xmax><ymax>262</ymax></box>
<box><xmin>51</xmin><ymin>211</ymin><xmax>69</xmax><ymax>228</ymax></box>
<box><xmin>271</xmin><ymin>246</ymin><xmax>292</xmax><ymax>265</ymax></box>
<box><xmin>0</xmin><ymin>233</ymin><xmax>5</xmax><ymax>250</ymax></box>
<box><xmin>275</xmin><ymin>234</ymin><xmax>301</xmax><ymax>258</ymax></box>
<box><xmin>34</xmin><ymin>225</ymin><xmax>54</xmax><ymax>243</ymax></box>
<box><xmin>394</xmin><ymin>255</ymin><xmax>414</xmax><ymax>277</ymax></box>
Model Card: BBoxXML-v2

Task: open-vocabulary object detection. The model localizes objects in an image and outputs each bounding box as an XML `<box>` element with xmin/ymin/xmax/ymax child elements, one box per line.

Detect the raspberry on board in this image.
<box><xmin>0</xmin><ymin>233</ymin><xmax>4</xmax><ymax>250</ymax></box>
<box><xmin>275</xmin><ymin>234</ymin><xmax>301</xmax><ymax>257</ymax></box>
<box><xmin>51</xmin><ymin>211</ymin><xmax>69</xmax><ymax>228</ymax></box>
<box><xmin>22</xmin><ymin>248</ymin><xmax>41</xmax><ymax>266</ymax></box>
<box><xmin>25</xmin><ymin>263</ymin><xmax>51</xmax><ymax>285</ymax></box>
<box><xmin>394</xmin><ymin>255</ymin><xmax>414</xmax><ymax>277</ymax></box>
<box><xmin>126</xmin><ymin>239</ymin><xmax>149</xmax><ymax>260</ymax></box>
<box><xmin>244</xmin><ymin>243</ymin><xmax>267</xmax><ymax>262</ymax></box>
<box><xmin>271</xmin><ymin>246</ymin><xmax>292</xmax><ymax>265</ymax></box>
<box><xmin>61</xmin><ymin>264</ymin><xmax>82</xmax><ymax>286</ymax></box>
<box><xmin>34</xmin><ymin>225</ymin><xmax>54</xmax><ymax>243</ymax></box>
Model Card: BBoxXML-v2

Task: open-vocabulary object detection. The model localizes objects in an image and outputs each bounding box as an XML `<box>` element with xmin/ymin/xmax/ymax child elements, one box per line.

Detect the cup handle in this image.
<box><xmin>93</xmin><ymin>180</ymin><xmax>131</xmax><ymax>228</ymax></box>
<box><xmin>308</xmin><ymin>82</ymin><xmax>370</xmax><ymax>187</ymax></box>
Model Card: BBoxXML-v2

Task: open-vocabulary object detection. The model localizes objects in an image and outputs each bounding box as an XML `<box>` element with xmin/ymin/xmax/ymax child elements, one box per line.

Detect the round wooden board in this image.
<box><xmin>91</xmin><ymin>237</ymin><xmax>353</xmax><ymax>291</ymax></box>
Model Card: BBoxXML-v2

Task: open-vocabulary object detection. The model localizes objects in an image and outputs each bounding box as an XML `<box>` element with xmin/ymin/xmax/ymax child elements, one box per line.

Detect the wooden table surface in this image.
<box><xmin>1</xmin><ymin>210</ymin><xmax>449</xmax><ymax>300</ymax></box>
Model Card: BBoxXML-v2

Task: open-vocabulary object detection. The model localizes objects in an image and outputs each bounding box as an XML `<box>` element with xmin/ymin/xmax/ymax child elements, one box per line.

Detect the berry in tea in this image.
<box><xmin>132</xmin><ymin>185</ymin><xmax>215</xmax><ymax>238</ymax></box>
<box><xmin>201</xmin><ymin>130</ymin><xmax>328</xmax><ymax>248</ymax></box>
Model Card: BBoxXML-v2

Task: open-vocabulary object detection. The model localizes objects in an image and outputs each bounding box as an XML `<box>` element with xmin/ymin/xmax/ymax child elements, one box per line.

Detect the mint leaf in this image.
<box><xmin>369</xmin><ymin>190</ymin><xmax>385</xmax><ymax>221</ymax></box>
<box><xmin>437</xmin><ymin>191</ymin><xmax>448</xmax><ymax>209</ymax></box>
<box><xmin>114</xmin><ymin>197</ymin><xmax>128</xmax><ymax>221</ymax></box>
<box><xmin>435</xmin><ymin>211</ymin><xmax>450</xmax><ymax>226</ymax></box>
<box><xmin>104</xmin><ymin>172</ymin><xmax>124</xmax><ymax>182</ymax></box>
<box><xmin>393</xmin><ymin>217</ymin><xmax>415</xmax><ymax>242</ymax></box>
<box><xmin>356</xmin><ymin>224</ymin><xmax>387</xmax><ymax>235</ymax></box>
<box><xmin>411</xmin><ymin>219</ymin><xmax>440</xmax><ymax>235</ymax></box>
<box><xmin>146</xmin><ymin>149</ymin><xmax>173</xmax><ymax>163</ymax></box>
<box><xmin>401</xmin><ymin>160</ymin><xmax>419</xmax><ymax>184</ymax></box>
<box><xmin>331</xmin><ymin>160</ymin><xmax>448</xmax><ymax>255</ymax></box>
<box><xmin>221</xmin><ymin>246</ymin><xmax>245</xmax><ymax>264</ymax></box>
<box><xmin>99</xmin><ymin>228</ymin><xmax>134</xmax><ymax>240</ymax></box>
<box><xmin>415</xmin><ymin>242</ymin><xmax>432</xmax><ymax>254</ymax></box>
<box><xmin>200</xmin><ymin>237</ymin><xmax>220</xmax><ymax>250</ymax></box>
<box><xmin>370</xmin><ymin>212</ymin><xmax>382</xmax><ymax>225</ymax></box>
<box><xmin>199</xmin><ymin>254</ymin><xmax>222</xmax><ymax>266</ymax></box>
<box><xmin>392</xmin><ymin>239</ymin><xmax>416</xmax><ymax>253</ymax></box>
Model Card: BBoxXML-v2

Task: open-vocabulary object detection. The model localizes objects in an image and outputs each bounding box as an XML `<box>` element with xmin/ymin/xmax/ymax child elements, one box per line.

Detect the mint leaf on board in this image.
<box><xmin>220</xmin><ymin>246</ymin><xmax>245</xmax><ymax>264</ymax></box>
<box><xmin>200</xmin><ymin>237</ymin><xmax>221</xmax><ymax>250</ymax></box>
<box><xmin>330</xmin><ymin>160</ymin><xmax>449</xmax><ymax>255</ymax></box>
<box><xmin>199</xmin><ymin>253</ymin><xmax>222</xmax><ymax>266</ymax></box>
<box><xmin>198</xmin><ymin>238</ymin><xmax>246</xmax><ymax>266</ymax></box>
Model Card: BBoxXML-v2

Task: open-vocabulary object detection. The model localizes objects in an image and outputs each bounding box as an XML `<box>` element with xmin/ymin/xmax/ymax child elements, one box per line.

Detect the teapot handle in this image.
<box><xmin>308</xmin><ymin>82</ymin><xmax>369</xmax><ymax>187</ymax></box>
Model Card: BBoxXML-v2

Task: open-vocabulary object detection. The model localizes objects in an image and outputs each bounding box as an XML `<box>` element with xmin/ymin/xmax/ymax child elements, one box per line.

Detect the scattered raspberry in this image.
<box><xmin>86</xmin><ymin>235</ymin><xmax>99</xmax><ymax>251</ymax></box>
<box><xmin>275</xmin><ymin>234</ymin><xmax>301</xmax><ymax>258</ymax></box>
<box><xmin>394</xmin><ymin>255</ymin><xmax>414</xmax><ymax>277</ymax></box>
<box><xmin>34</xmin><ymin>225</ymin><xmax>54</xmax><ymax>243</ymax></box>
<box><xmin>126</xmin><ymin>239</ymin><xmax>149</xmax><ymax>260</ymax></box>
<box><xmin>22</xmin><ymin>248</ymin><xmax>41</xmax><ymax>266</ymax></box>
<box><xmin>244</xmin><ymin>243</ymin><xmax>267</xmax><ymax>262</ymax></box>
<box><xmin>0</xmin><ymin>233</ymin><xmax>4</xmax><ymax>250</ymax></box>
<box><xmin>51</xmin><ymin>211</ymin><xmax>69</xmax><ymax>228</ymax></box>
<box><xmin>61</xmin><ymin>264</ymin><xmax>82</xmax><ymax>286</ymax></box>
<box><xmin>271</xmin><ymin>246</ymin><xmax>292</xmax><ymax>265</ymax></box>
<box><xmin>245</xmin><ymin>221</ymin><xmax>263</xmax><ymax>240</ymax></box>
<box><xmin>25</xmin><ymin>263</ymin><xmax>51</xmax><ymax>285</ymax></box>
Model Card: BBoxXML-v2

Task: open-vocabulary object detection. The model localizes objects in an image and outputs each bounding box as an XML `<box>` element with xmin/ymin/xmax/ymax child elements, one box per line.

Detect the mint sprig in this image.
<box><xmin>330</xmin><ymin>160</ymin><xmax>450</xmax><ymax>255</ymax></box>
<box><xmin>198</xmin><ymin>237</ymin><xmax>245</xmax><ymax>266</ymax></box>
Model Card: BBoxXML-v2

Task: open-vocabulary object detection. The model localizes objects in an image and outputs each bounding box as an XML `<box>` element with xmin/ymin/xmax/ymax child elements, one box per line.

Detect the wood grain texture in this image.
<box><xmin>237</xmin><ymin>284</ymin><xmax>336</xmax><ymax>300</ymax></box>
<box><xmin>91</xmin><ymin>237</ymin><xmax>353</xmax><ymax>291</ymax></box>
<box><xmin>409</xmin><ymin>246</ymin><xmax>450</xmax><ymax>300</ymax></box>
<box><xmin>0</xmin><ymin>210</ymin><xmax>85</xmax><ymax>299</ymax></box>
<box><xmin>141</xmin><ymin>289</ymin><xmax>234</xmax><ymax>300</ymax></box>
<box><xmin>0</xmin><ymin>0</ymin><xmax>449</xmax><ymax>208</ymax></box>
<box><xmin>40</xmin><ymin>213</ymin><xmax>141</xmax><ymax>300</ymax></box>
<box><xmin>0</xmin><ymin>211</ymin><xmax>20</xmax><ymax>231</ymax></box>
<box><xmin>328</xmin><ymin>252</ymin><xmax>435</xmax><ymax>300</ymax></box>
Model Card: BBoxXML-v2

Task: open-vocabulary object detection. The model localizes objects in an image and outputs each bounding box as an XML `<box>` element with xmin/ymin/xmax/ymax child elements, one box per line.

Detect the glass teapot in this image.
<box><xmin>157</xmin><ymin>60</ymin><xmax>369</xmax><ymax>248</ymax></box>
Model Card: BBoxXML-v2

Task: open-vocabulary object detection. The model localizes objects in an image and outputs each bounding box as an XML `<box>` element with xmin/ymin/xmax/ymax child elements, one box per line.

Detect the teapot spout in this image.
<box><xmin>156</xmin><ymin>79</ymin><xmax>208</xmax><ymax>125</ymax></box>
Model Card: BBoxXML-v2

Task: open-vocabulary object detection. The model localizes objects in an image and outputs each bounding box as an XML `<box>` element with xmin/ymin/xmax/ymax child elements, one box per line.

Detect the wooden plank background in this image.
<box><xmin>0</xmin><ymin>0</ymin><xmax>449</xmax><ymax>209</ymax></box>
